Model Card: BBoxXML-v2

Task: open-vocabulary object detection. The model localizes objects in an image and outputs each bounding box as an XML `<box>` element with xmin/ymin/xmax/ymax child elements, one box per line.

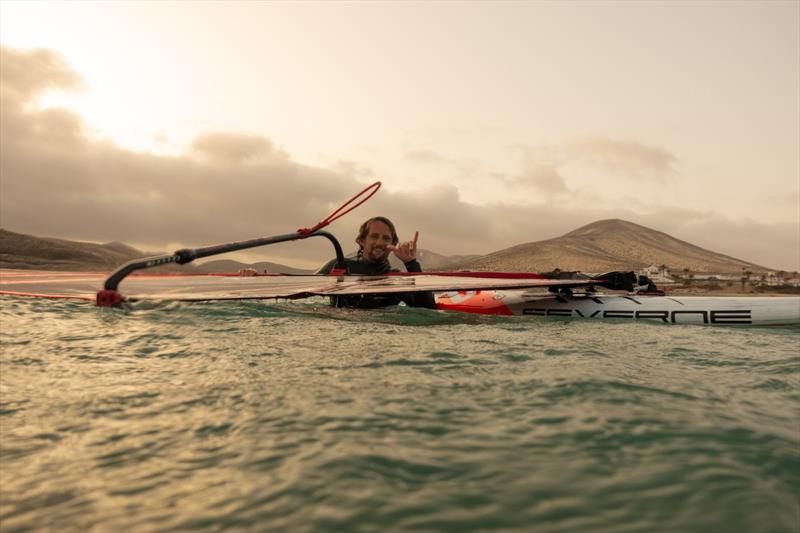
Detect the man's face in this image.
<box><xmin>359</xmin><ymin>220</ymin><xmax>395</xmax><ymax>263</ymax></box>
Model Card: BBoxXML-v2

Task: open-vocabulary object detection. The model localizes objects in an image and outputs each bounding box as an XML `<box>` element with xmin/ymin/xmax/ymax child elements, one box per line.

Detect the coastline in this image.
<box><xmin>662</xmin><ymin>286</ymin><xmax>800</xmax><ymax>297</ymax></box>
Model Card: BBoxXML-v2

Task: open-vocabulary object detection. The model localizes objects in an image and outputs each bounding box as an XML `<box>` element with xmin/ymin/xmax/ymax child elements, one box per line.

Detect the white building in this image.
<box><xmin>639</xmin><ymin>265</ymin><xmax>675</xmax><ymax>283</ymax></box>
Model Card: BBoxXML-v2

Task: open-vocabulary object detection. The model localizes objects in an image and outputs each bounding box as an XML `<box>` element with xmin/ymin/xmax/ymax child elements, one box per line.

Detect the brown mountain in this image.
<box><xmin>1</xmin><ymin>221</ymin><xmax>773</xmax><ymax>275</ymax></box>
<box><xmin>0</xmin><ymin>229</ymin><xmax>304</xmax><ymax>273</ymax></box>
<box><xmin>453</xmin><ymin>219</ymin><xmax>771</xmax><ymax>274</ymax></box>
<box><xmin>0</xmin><ymin>229</ymin><xmax>148</xmax><ymax>271</ymax></box>
<box><xmin>0</xmin><ymin>229</ymin><xmax>471</xmax><ymax>274</ymax></box>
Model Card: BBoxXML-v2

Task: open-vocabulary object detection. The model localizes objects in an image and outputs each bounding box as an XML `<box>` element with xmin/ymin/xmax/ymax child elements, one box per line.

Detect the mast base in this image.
<box><xmin>96</xmin><ymin>289</ymin><xmax>122</xmax><ymax>307</ymax></box>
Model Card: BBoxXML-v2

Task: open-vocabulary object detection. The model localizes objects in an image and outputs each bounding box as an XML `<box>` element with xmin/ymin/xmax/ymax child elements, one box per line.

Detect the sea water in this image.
<box><xmin>1</xmin><ymin>296</ymin><xmax>798</xmax><ymax>533</ymax></box>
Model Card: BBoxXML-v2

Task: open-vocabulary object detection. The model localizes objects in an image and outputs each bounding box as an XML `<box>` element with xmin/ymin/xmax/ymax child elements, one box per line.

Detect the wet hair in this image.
<box><xmin>356</xmin><ymin>216</ymin><xmax>398</xmax><ymax>258</ymax></box>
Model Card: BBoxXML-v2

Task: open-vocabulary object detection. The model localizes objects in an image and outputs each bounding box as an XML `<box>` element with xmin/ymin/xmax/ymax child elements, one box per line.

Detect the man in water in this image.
<box><xmin>317</xmin><ymin>216</ymin><xmax>437</xmax><ymax>309</ymax></box>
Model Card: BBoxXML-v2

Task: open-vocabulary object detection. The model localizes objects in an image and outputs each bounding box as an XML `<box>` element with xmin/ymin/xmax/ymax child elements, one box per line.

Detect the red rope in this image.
<box><xmin>297</xmin><ymin>181</ymin><xmax>382</xmax><ymax>235</ymax></box>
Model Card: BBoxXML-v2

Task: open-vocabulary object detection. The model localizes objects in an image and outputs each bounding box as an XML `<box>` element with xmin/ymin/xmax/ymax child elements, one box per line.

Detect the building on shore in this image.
<box><xmin>639</xmin><ymin>265</ymin><xmax>675</xmax><ymax>284</ymax></box>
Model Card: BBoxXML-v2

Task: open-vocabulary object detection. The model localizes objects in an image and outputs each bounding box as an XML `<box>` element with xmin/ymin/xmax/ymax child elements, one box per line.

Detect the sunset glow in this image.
<box><xmin>1</xmin><ymin>0</ymin><xmax>798</xmax><ymax>270</ymax></box>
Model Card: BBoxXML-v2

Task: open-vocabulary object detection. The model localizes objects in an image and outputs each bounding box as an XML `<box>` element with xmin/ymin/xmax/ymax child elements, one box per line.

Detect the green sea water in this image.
<box><xmin>1</xmin><ymin>296</ymin><xmax>798</xmax><ymax>532</ymax></box>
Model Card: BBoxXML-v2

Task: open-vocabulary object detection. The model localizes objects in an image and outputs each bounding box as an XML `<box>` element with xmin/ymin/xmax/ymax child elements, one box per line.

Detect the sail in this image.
<box><xmin>0</xmin><ymin>269</ymin><xmax>607</xmax><ymax>303</ymax></box>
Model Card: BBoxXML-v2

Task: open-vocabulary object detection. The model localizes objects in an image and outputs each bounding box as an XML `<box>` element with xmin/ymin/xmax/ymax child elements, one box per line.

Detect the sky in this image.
<box><xmin>0</xmin><ymin>0</ymin><xmax>798</xmax><ymax>271</ymax></box>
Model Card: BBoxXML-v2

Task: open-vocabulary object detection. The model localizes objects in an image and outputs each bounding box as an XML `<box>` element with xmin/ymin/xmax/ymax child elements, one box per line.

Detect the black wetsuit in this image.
<box><xmin>317</xmin><ymin>257</ymin><xmax>437</xmax><ymax>309</ymax></box>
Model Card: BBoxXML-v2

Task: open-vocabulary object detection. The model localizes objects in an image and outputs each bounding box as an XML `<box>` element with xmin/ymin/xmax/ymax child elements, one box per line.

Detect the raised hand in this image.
<box><xmin>388</xmin><ymin>231</ymin><xmax>419</xmax><ymax>263</ymax></box>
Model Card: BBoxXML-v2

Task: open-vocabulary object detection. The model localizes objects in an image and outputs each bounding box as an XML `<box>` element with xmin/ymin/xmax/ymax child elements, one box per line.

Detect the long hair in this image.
<box><xmin>356</xmin><ymin>216</ymin><xmax>398</xmax><ymax>259</ymax></box>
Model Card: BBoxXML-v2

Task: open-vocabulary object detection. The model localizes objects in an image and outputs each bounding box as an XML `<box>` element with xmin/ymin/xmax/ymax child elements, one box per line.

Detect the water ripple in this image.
<box><xmin>0</xmin><ymin>296</ymin><xmax>798</xmax><ymax>532</ymax></box>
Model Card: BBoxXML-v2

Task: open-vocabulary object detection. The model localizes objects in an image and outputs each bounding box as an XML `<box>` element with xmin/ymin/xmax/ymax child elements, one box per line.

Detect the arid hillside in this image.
<box><xmin>0</xmin><ymin>229</ymin><xmax>306</xmax><ymax>273</ymax></box>
<box><xmin>0</xmin><ymin>229</ymin><xmax>147</xmax><ymax>271</ymax></box>
<box><xmin>452</xmin><ymin>219</ymin><xmax>771</xmax><ymax>274</ymax></box>
<box><xmin>1</xmin><ymin>220</ymin><xmax>775</xmax><ymax>275</ymax></box>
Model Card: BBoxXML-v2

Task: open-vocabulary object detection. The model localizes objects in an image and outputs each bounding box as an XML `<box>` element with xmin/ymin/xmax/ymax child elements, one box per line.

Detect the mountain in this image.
<box><xmin>0</xmin><ymin>229</ymin><xmax>148</xmax><ymax>271</ymax></box>
<box><xmin>452</xmin><ymin>219</ymin><xmax>771</xmax><ymax>274</ymax></box>
<box><xmin>0</xmin><ymin>229</ymin><xmax>464</xmax><ymax>274</ymax></box>
<box><xmin>0</xmin><ymin>229</ymin><xmax>303</xmax><ymax>273</ymax></box>
<box><xmin>0</xmin><ymin>220</ymin><xmax>774</xmax><ymax>275</ymax></box>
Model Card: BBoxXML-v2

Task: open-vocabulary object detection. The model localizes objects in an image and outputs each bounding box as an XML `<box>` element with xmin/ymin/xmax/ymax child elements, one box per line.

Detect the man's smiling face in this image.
<box><xmin>358</xmin><ymin>220</ymin><xmax>395</xmax><ymax>263</ymax></box>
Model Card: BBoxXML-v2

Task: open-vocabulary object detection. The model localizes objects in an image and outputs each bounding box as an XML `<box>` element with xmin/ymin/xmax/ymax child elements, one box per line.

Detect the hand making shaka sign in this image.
<box><xmin>388</xmin><ymin>231</ymin><xmax>419</xmax><ymax>263</ymax></box>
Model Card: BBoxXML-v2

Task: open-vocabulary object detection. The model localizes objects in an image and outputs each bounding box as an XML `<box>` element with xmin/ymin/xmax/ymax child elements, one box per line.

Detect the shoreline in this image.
<box><xmin>661</xmin><ymin>287</ymin><xmax>800</xmax><ymax>297</ymax></box>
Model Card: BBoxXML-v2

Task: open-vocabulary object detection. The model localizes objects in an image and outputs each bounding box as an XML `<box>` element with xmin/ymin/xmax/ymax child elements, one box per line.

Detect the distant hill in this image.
<box><xmin>453</xmin><ymin>219</ymin><xmax>771</xmax><ymax>274</ymax></box>
<box><xmin>0</xmin><ymin>229</ymin><xmax>305</xmax><ymax>273</ymax></box>
<box><xmin>0</xmin><ymin>229</ymin><xmax>149</xmax><ymax>271</ymax></box>
<box><xmin>0</xmin><ymin>228</ymin><xmax>467</xmax><ymax>274</ymax></box>
<box><xmin>0</xmin><ymin>221</ymin><xmax>774</xmax><ymax>275</ymax></box>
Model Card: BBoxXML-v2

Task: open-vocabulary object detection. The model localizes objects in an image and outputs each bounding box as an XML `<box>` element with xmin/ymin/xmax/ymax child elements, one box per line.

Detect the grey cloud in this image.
<box><xmin>0</xmin><ymin>47</ymin><xmax>359</xmax><ymax>265</ymax></box>
<box><xmin>568</xmin><ymin>137</ymin><xmax>679</xmax><ymax>179</ymax></box>
<box><xmin>1</xmin><ymin>46</ymin><xmax>795</xmax><ymax>271</ymax></box>
<box><xmin>510</xmin><ymin>138</ymin><xmax>677</xmax><ymax>185</ymax></box>
<box><xmin>510</xmin><ymin>164</ymin><xmax>571</xmax><ymax>196</ymax></box>
<box><xmin>632</xmin><ymin>209</ymin><xmax>800</xmax><ymax>272</ymax></box>
<box><xmin>0</xmin><ymin>46</ymin><xmax>85</xmax><ymax>101</ymax></box>
<box><xmin>502</xmin><ymin>150</ymin><xmax>606</xmax><ymax>204</ymax></box>
<box><xmin>1</xmin><ymin>48</ymin><xmax>87</xmax><ymax>150</ymax></box>
<box><xmin>191</xmin><ymin>132</ymin><xmax>286</xmax><ymax>163</ymax></box>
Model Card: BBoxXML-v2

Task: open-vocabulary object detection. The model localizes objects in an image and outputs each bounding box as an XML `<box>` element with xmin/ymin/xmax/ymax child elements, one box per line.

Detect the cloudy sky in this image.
<box><xmin>1</xmin><ymin>1</ymin><xmax>798</xmax><ymax>270</ymax></box>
